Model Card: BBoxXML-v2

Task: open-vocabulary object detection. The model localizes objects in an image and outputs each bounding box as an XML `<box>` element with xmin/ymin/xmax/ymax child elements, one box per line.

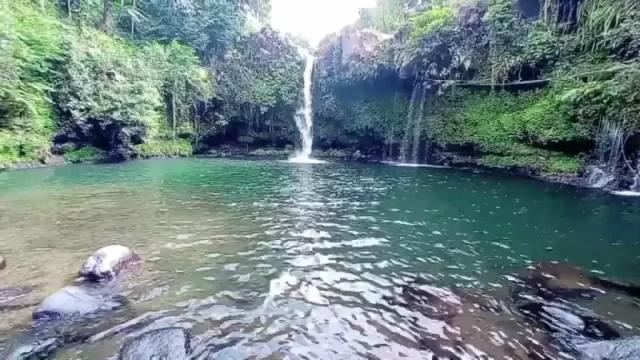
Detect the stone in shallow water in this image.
<box><xmin>515</xmin><ymin>296</ymin><xmax>620</xmax><ymax>341</ymax></box>
<box><xmin>0</xmin><ymin>255</ymin><xmax>6</xmax><ymax>270</ymax></box>
<box><xmin>399</xmin><ymin>281</ymin><xmax>463</xmax><ymax>320</ymax></box>
<box><xmin>576</xmin><ymin>336</ymin><xmax>640</xmax><ymax>360</ymax></box>
<box><xmin>118</xmin><ymin>328</ymin><xmax>191</xmax><ymax>360</ymax></box>
<box><xmin>33</xmin><ymin>282</ymin><xmax>127</xmax><ymax>320</ymax></box>
<box><xmin>524</xmin><ymin>262</ymin><xmax>602</xmax><ymax>298</ymax></box>
<box><xmin>79</xmin><ymin>245</ymin><xmax>141</xmax><ymax>281</ymax></box>
<box><xmin>0</xmin><ymin>286</ymin><xmax>37</xmax><ymax>312</ymax></box>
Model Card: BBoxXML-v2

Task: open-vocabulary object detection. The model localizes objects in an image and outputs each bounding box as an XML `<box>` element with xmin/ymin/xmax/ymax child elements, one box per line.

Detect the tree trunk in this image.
<box><xmin>172</xmin><ymin>79</ymin><xmax>177</xmax><ymax>139</ymax></box>
<box><xmin>67</xmin><ymin>0</ymin><xmax>72</xmax><ymax>18</ymax></box>
<box><xmin>102</xmin><ymin>0</ymin><xmax>113</xmax><ymax>34</ymax></box>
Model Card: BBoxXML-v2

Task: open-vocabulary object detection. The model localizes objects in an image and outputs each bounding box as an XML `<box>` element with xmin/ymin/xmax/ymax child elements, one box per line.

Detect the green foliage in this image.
<box><xmin>557</xmin><ymin>63</ymin><xmax>640</xmax><ymax>132</ymax></box>
<box><xmin>56</xmin><ymin>28</ymin><xmax>164</xmax><ymax>131</ymax></box>
<box><xmin>578</xmin><ymin>0</ymin><xmax>640</xmax><ymax>57</ymax></box>
<box><xmin>213</xmin><ymin>28</ymin><xmax>303</xmax><ymax>136</ymax></box>
<box><xmin>63</xmin><ymin>146</ymin><xmax>105</xmax><ymax>163</ymax></box>
<box><xmin>133</xmin><ymin>0</ymin><xmax>243</xmax><ymax>56</ymax></box>
<box><xmin>0</xmin><ymin>1</ymin><xmax>65</xmax><ymax>162</ymax></box>
<box><xmin>140</xmin><ymin>41</ymin><xmax>213</xmax><ymax>139</ymax></box>
<box><xmin>409</xmin><ymin>6</ymin><xmax>455</xmax><ymax>42</ymax></box>
<box><xmin>0</xmin><ymin>130</ymin><xmax>50</xmax><ymax>164</ymax></box>
<box><xmin>135</xmin><ymin>139</ymin><xmax>193</xmax><ymax>158</ymax></box>
<box><xmin>430</xmin><ymin>88</ymin><xmax>588</xmax><ymax>150</ymax></box>
<box><xmin>359</xmin><ymin>0</ymin><xmax>408</xmax><ymax>33</ymax></box>
<box><xmin>314</xmin><ymin>86</ymin><xmax>409</xmax><ymax>146</ymax></box>
<box><xmin>56</xmin><ymin>28</ymin><xmax>213</xmax><ymax>145</ymax></box>
<box><xmin>481</xmin><ymin>152</ymin><xmax>582</xmax><ymax>173</ymax></box>
<box><xmin>427</xmin><ymin>87</ymin><xmax>587</xmax><ymax>173</ymax></box>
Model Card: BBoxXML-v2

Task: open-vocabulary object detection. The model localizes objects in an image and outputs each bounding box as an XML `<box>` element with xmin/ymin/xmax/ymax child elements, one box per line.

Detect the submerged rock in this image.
<box><xmin>79</xmin><ymin>245</ymin><xmax>140</xmax><ymax>281</ymax></box>
<box><xmin>0</xmin><ymin>286</ymin><xmax>37</xmax><ymax>312</ymax></box>
<box><xmin>593</xmin><ymin>277</ymin><xmax>640</xmax><ymax>299</ymax></box>
<box><xmin>119</xmin><ymin>328</ymin><xmax>191</xmax><ymax>360</ymax></box>
<box><xmin>524</xmin><ymin>262</ymin><xmax>602</xmax><ymax>298</ymax></box>
<box><xmin>33</xmin><ymin>282</ymin><xmax>127</xmax><ymax>320</ymax></box>
<box><xmin>515</xmin><ymin>295</ymin><xmax>620</xmax><ymax>341</ymax></box>
<box><xmin>575</xmin><ymin>336</ymin><xmax>640</xmax><ymax>360</ymax></box>
<box><xmin>399</xmin><ymin>281</ymin><xmax>463</xmax><ymax>320</ymax></box>
<box><xmin>0</xmin><ymin>255</ymin><xmax>6</xmax><ymax>270</ymax></box>
<box><xmin>394</xmin><ymin>279</ymin><xmax>558</xmax><ymax>359</ymax></box>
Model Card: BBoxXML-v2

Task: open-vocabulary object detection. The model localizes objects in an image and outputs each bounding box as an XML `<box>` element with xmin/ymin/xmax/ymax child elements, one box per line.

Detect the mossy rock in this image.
<box><xmin>63</xmin><ymin>147</ymin><xmax>106</xmax><ymax>163</ymax></box>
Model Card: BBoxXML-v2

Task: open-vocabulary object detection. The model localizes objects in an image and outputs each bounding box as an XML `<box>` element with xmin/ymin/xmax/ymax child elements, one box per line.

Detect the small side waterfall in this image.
<box><xmin>411</xmin><ymin>86</ymin><xmax>428</xmax><ymax>163</ymax></box>
<box><xmin>399</xmin><ymin>81</ymin><xmax>427</xmax><ymax>164</ymax></box>
<box><xmin>586</xmin><ymin>120</ymin><xmax>625</xmax><ymax>188</ymax></box>
<box><xmin>290</xmin><ymin>49</ymin><xmax>323</xmax><ymax>164</ymax></box>
<box><xmin>631</xmin><ymin>169</ymin><xmax>640</xmax><ymax>192</ymax></box>
<box><xmin>399</xmin><ymin>83</ymin><xmax>420</xmax><ymax>163</ymax></box>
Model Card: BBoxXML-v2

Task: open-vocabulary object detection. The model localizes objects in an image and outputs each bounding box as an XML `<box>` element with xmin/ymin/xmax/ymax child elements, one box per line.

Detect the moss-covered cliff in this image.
<box><xmin>313</xmin><ymin>0</ymin><xmax>640</xmax><ymax>191</ymax></box>
<box><xmin>1</xmin><ymin>0</ymin><xmax>303</xmax><ymax>167</ymax></box>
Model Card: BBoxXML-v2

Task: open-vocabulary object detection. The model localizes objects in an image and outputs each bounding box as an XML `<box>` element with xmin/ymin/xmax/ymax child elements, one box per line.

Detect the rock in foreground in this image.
<box><xmin>33</xmin><ymin>282</ymin><xmax>127</xmax><ymax>320</ymax></box>
<box><xmin>576</xmin><ymin>336</ymin><xmax>640</xmax><ymax>360</ymax></box>
<box><xmin>119</xmin><ymin>328</ymin><xmax>192</xmax><ymax>360</ymax></box>
<box><xmin>79</xmin><ymin>245</ymin><xmax>140</xmax><ymax>281</ymax></box>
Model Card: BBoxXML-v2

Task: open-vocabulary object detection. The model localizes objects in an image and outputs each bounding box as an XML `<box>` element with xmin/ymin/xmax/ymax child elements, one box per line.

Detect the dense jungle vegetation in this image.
<box><xmin>0</xmin><ymin>0</ymin><xmax>302</xmax><ymax>165</ymax></box>
<box><xmin>313</xmin><ymin>0</ymin><xmax>640</xmax><ymax>189</ymax></box>
<box><xmin>2</xmin><ymin>0</ymin><xmax>640</xmax><ymax>190</ymax></box>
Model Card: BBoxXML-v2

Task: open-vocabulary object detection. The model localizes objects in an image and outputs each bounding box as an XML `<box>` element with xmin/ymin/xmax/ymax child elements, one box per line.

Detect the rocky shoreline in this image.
<box><xmin>2</xmin><ymin>146</ymin><xmax>638</xmax><ymax>195</ymax></box>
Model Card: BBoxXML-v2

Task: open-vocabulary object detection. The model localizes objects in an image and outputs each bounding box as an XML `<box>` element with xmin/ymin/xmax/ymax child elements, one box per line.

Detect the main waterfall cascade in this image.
<box><xmin>290</xmin><ymin>49</ymin><xmax>324</xmax><ymax>164</ymax></box>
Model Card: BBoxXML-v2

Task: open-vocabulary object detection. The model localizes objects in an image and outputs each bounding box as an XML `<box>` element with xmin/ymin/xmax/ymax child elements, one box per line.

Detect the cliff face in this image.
<box><xmin>312</xmin><ymin>0</ymin><xmax>640</xmax><ymax>191</ymax></box>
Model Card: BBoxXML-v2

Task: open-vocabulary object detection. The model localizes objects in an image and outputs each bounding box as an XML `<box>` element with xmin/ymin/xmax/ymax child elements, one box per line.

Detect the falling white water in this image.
<box><xmin>612</xmin><ymin>167</ymin><xmax>640</xmax><ymax>196</ymax></box>
<box><xmin>399</xmin><ymin>83</ymin><xmax>420</xmax><ymax>163</ymax></box>
<box><xmin>632</xmin><ymin>169</ymin><xmax>640</xmax><ymax>192</ymax></box>
<box><xmin>585</xmin><ymin>120</ymin><xmax>625</xmax><ymax>188</ymax></box>
<box><xmin>411</xmin><ymin>86</ymin><xmax>428</xmax><ymax>163</ymax></box>
<box><xmin>290</xmin><ymin>49</ymin><xmax>324</xmax><ymax>164</ymax></box>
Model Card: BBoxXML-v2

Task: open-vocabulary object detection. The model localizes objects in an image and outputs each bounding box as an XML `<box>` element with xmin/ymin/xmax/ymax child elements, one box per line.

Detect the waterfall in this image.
<box><xmin>585</xmin><ymin>120</ymin><xmax>625</xmax><ymax>188</ymax></box>
<box><xmin>411</xmin><ymin>86</ymin><xmax>428</xmax><ymax>163</ymax></box>
<box><xmin>290</xmin><ymin>49</ymin><xmax>323</xmax><ymax>164</ymax></box>
<box><xmin>631</xmin><ymin>169</ymin><xmax>640</xmax><ymax>192</ymax></box>
<box><xmin>399</xmin><ymin>83</ymin><xmax>421</xmax><ymax>163</ymax></box>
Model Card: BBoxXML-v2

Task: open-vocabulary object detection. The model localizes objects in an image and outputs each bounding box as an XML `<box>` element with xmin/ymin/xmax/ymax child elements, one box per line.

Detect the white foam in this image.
<box><xmin>381</xmin><ymin>161</ymin><xmax>448</xmax><ymax>168</ymax></box>
<box><xmin>288</xmin><ymin>155</ymin><xmax>326</xmax><ymax>164</ymax></box>
<box><xmin>290</xmin><ymin>229</ymin><xmax>332</xmax><ymax>239</ymax></box>
<box><xmin>611</xmin><ymin>191</ymin><xmax>640</xmax><ymax>197</ymax></box>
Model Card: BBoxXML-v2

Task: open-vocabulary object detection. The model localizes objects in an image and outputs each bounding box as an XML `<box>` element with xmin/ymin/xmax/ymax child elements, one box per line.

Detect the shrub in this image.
<box><xmin>63</xmin><ymin>146</ymin><xmax>106</xmax><ymax>163</ymax></box>
<box><xmin>409</xmin><ymin>7</ymin><xmax>456</xmax><ymax>42</ymax></box>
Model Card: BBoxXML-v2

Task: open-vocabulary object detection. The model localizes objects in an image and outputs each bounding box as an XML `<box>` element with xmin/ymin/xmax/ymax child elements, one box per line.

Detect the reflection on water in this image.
<box><xmin>0</xmin><ymin>159</ymin><xmax>639</xmax><ymax>359</ymax></box>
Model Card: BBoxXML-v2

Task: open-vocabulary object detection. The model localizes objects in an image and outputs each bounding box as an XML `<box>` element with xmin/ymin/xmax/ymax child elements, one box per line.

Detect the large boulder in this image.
<box><xmin>33</xmin><ymin>282</ymin><xmax>127</xmax><ymax>320</ymax></box>
<box><xmin>79</xmin><ymin>245</ymin><xmax>140</xmax><ymax>281</ymax></box>
<box><xmin>119</xmin><ymin>328</ymin><xmax>192</xmax><ymax>360</ymax></box>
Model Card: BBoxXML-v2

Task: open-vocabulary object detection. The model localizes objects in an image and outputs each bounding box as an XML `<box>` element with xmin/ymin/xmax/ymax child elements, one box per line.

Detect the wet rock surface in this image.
<box><xmin>0</xmin><ymin>286</ymin><xmax>37</xmax><ymax>313</ymax></box>
<box><xmin>575</xmin><ymin>336</ymin><xmax>640</xmax><ymax>360</ymax></box>
<box><xmin>515</xmin><ymin>294</ymin><xmax>620</xmax><ymax>341</ymax></box>
<box><xmin>0</xmin><ymin>255</ymin><xmax>5</xmax><ymax>270</ymax></box>
<box><xmin>33</xmin><ymin>282</ymin><xmax>128</xmax><ymax>320</ymax></box>
<box><xmin>119</xmin><ymin>328</ymin><xmax>191</xmax><ymax>360</ymax></box>
<box><xmin>79</xmin><ymin>245</ymin><xmax>141</xmax><ymax>281</ymax></box>
<box><xmin>523</xmin><ymin>262</ymin><xmax>603</xmax><ymax>299</ymax></box>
